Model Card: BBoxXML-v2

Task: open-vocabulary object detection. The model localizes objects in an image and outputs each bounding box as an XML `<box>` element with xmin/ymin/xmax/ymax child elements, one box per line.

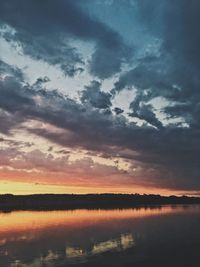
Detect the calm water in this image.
<box><xmin>0</xmin><ymin>205</ymin><xmax>200</xmax><ymax>267</ymax></box>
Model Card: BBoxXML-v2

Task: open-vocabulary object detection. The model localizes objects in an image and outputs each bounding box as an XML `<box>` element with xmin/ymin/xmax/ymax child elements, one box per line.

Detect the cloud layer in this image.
<box><xmin>0</xmin><ymin>0</ymin><xmax>199</xmax><ymax>194</ymax></box>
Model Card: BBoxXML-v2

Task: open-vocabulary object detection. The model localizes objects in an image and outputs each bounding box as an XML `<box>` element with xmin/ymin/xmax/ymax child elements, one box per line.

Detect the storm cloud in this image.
<box><xmin>0</xmin><ymin>0</ymin><xmax>130</xmax><ymax>78</ymax></box>
<box><xmin>0</xmin><ymin>0</ymin><xmax>199</xmax><ymax>194</ymax></box>
<box><xmin>0</xmin><ymin>74</ymin><xmax>199</xmax><ymax>191</ymax></box>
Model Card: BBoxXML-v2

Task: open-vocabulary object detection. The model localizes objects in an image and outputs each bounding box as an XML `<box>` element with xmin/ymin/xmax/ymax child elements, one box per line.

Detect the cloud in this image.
<box><xmin>0</xmin><ymin>110</ymin><xmax>25</xmax><ymax>134</ymax></box>
<box><xmin>0</xmin><ymin>75</ymin><xmax>199</xmax><ymax>191</ymax></box>
<box><xmin>129</xmin><ymin>93</ymin><xmax>163</xmax><ymax>129</ymax></box>
<box><xmin>111</xmin><ymin>0</ymin><xmax>200</xmax><ymax>130</ymax></box>
<box><xmin>0</xmin><ymin>136</ymin><xmax>33</xmax><ymax>148</ymax></box>
<box><xmin>0</xmin><ymin>60</ymin><xmax>24</xmax><ymax>81</ymax></box>
<box><xmin>0</xmin><ymin>1</ymin><xmax>200</xmax><ymax>193</ymax></box>
<box><xmin>129</xmin><ymin>103</ymin><xmax>163</xmax><ymax>130</ymax></box>
<box><xmin>113</xmin><ymin>107</ymin><xmax>124</xmax><ymax>115</ymax></box>
<box><xmin>90</xmin><ymin>43</ymin><xmax>130</xmax><ymax>79</ymax></box>
<box><xmin>0</xmin><ymin>146</ymin><xmax>127</xmax><ymax>187</ymax></box>
<box><xmin>81</xmin><ymin>80</ymin><xmax>112</xmax><ymax>109</ymax></box>
<box><xmin>0</xmin><ymin>0</ymin><xmax>130</xmax><ymax>78</ymax></box>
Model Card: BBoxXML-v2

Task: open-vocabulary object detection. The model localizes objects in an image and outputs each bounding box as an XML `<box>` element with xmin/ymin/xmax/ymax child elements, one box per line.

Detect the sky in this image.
<box><xmin>0</xmin><ymin>0</ymin><xmax>200</xmax><ymax>196</ymax></box>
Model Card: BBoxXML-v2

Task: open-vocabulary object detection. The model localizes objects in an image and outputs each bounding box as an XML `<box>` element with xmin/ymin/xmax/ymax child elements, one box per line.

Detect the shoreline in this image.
<box><xmin>0</xmin><ymin>193</ymin><xmax>200</xmax><ymax>211</ymax></box>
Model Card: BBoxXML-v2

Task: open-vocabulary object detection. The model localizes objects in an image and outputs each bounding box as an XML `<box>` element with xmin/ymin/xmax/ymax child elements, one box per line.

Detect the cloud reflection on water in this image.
<box><xmin>0</xmin><ymin>206</ymin><xmax>200</xmax><ymax>267</ymax></box>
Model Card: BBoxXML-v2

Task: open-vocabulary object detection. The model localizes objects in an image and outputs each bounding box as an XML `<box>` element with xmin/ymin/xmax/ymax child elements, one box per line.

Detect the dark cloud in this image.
<box><xmin>0</xmin><ymin>76</ymin><xmax>35</xmax><ymax>113</ymax></box>
<box><xmin>111</xmin><ymin>0</ymin><xmax>200</xmax><ymax>130</ymax></box>
<box><xmin>113</xmin><ymin>107</ymin><xmax>124</xmax><ymax>115</ymax></box>
<box><xmin>0</xmin><ymin>1</ymin><xmax>199</xmax><ymax>193</ymax></box>
<box><xmin>129</xmin><ymin>104</ymin><xmax>163</xmax><ymax>130</ymax></box>
<box><xmin>0</xmin><ymin>75</ymin><xmax>199</xmax><ymax>191</ymax></box>
<box><xmin>60</xmin><ymin>65</ymin><xmax>84</xmax><ymax>77</ymax></box>
<box><xmin>90</xmin><ymin>43</ymin><xmax>130</xmax><ymax>79</ymax></box>
<box><xmin>128</xmin><ymin>93</ymin><xmax>163</xmax><ymax>129</ymax></box>
<box><xmin>2</xmin><ymin>29</ymin><xmax>85</xmax><ymax>77</ymax></box>
<box><xmin>112</xmin><ymin>60</ymin><xmax>172</xmax><ymax>96</ymax></box>
<box><xmin>0</xmin><ymin>110</ymin><xmax>25</xmax><ymax>134</ymax></box>
<box><xmin>0</xmin><ymin>136</ymin><xmax>34</xmax><ymax>148</ymax></box>
<box><xmin>0</xmin><ymin>60</ymin><xmax>24</xmax><ymax>81</ymax></box>
<box><xmin>33</xmin><ymin>76</ymin><xmax>50</xmax><ymax>87</ymax></box>
<box><xmin>81</xmin><ymin>80</ymin><xmax>112</xmax><ymax>109</ymax></box>
<box><xmin>0</xmin><ymin>0</ymin><xmax>130</xmax><ymax>78</ymax></box>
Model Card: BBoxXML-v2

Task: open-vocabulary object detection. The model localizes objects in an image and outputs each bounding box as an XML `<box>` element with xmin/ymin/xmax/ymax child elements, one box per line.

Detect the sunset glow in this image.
<box><xmin>1</xmin><ymin>2</ymin><xmax>200</xmax><ymax>267</ymax></box>
<box><xmin>1</xmin><ymin>206</ymin><xmax>197</xmax><ymax>233</ymax></box>
<box><xmin>0</xmin><ymin>0</ymin><xmax>200</xmax><ymax>196</ymax></box>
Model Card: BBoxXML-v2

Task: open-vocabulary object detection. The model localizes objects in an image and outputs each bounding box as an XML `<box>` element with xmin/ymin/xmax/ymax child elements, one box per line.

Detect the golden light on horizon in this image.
<box><xmin>0</xmin><ymin>180</ymin><xmax>198</xmax><ymax>197</ymax></box>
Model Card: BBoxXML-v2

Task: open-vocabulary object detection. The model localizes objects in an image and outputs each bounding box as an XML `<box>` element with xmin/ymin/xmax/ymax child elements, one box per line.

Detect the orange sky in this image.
<box><xmin>0</xmin><ymin>130</ymin><xmax>199</xmax><ymax>197</ymax></box>
<box><xmin>0</xmin><ymin>180</ymin><xmax>199</xmax><ymax>196</ymax></box>
<box><xmin>0</xmin><ymin>0</ymin><xmax>200</xmax><ymax>200</ymax></box>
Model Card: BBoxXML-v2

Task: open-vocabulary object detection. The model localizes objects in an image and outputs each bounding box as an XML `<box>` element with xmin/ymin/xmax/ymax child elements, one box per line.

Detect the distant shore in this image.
<box><xmin>0</xmin><ymin>193</ymin><xmax>200</xmax><ymax>211</ymax></box>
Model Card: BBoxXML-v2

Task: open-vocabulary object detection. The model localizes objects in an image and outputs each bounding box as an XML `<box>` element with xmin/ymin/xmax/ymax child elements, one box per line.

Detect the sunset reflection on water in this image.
<box><xmin>0</xmin><ymin>205</ymin><xmax>196</xmax><ymax>232</ymax></box>
<box><xmin>0</xmin><ymin>205</ymin><xmax>200</xmax><ymax>267</ymax></box>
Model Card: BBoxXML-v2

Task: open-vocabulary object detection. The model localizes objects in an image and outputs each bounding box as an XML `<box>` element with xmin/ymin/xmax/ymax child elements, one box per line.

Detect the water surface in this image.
<box><xmin>0</xmin><ymin>205</ymin><xmax>200</xmax><ymax>267</ymax></box>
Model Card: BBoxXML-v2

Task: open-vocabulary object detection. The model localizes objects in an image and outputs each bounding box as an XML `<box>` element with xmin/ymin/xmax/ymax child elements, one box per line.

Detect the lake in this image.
<box><xmin>0</xmin><ymin>205</ymin><xmax>200</xmax><ymax>267</ymax></box>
